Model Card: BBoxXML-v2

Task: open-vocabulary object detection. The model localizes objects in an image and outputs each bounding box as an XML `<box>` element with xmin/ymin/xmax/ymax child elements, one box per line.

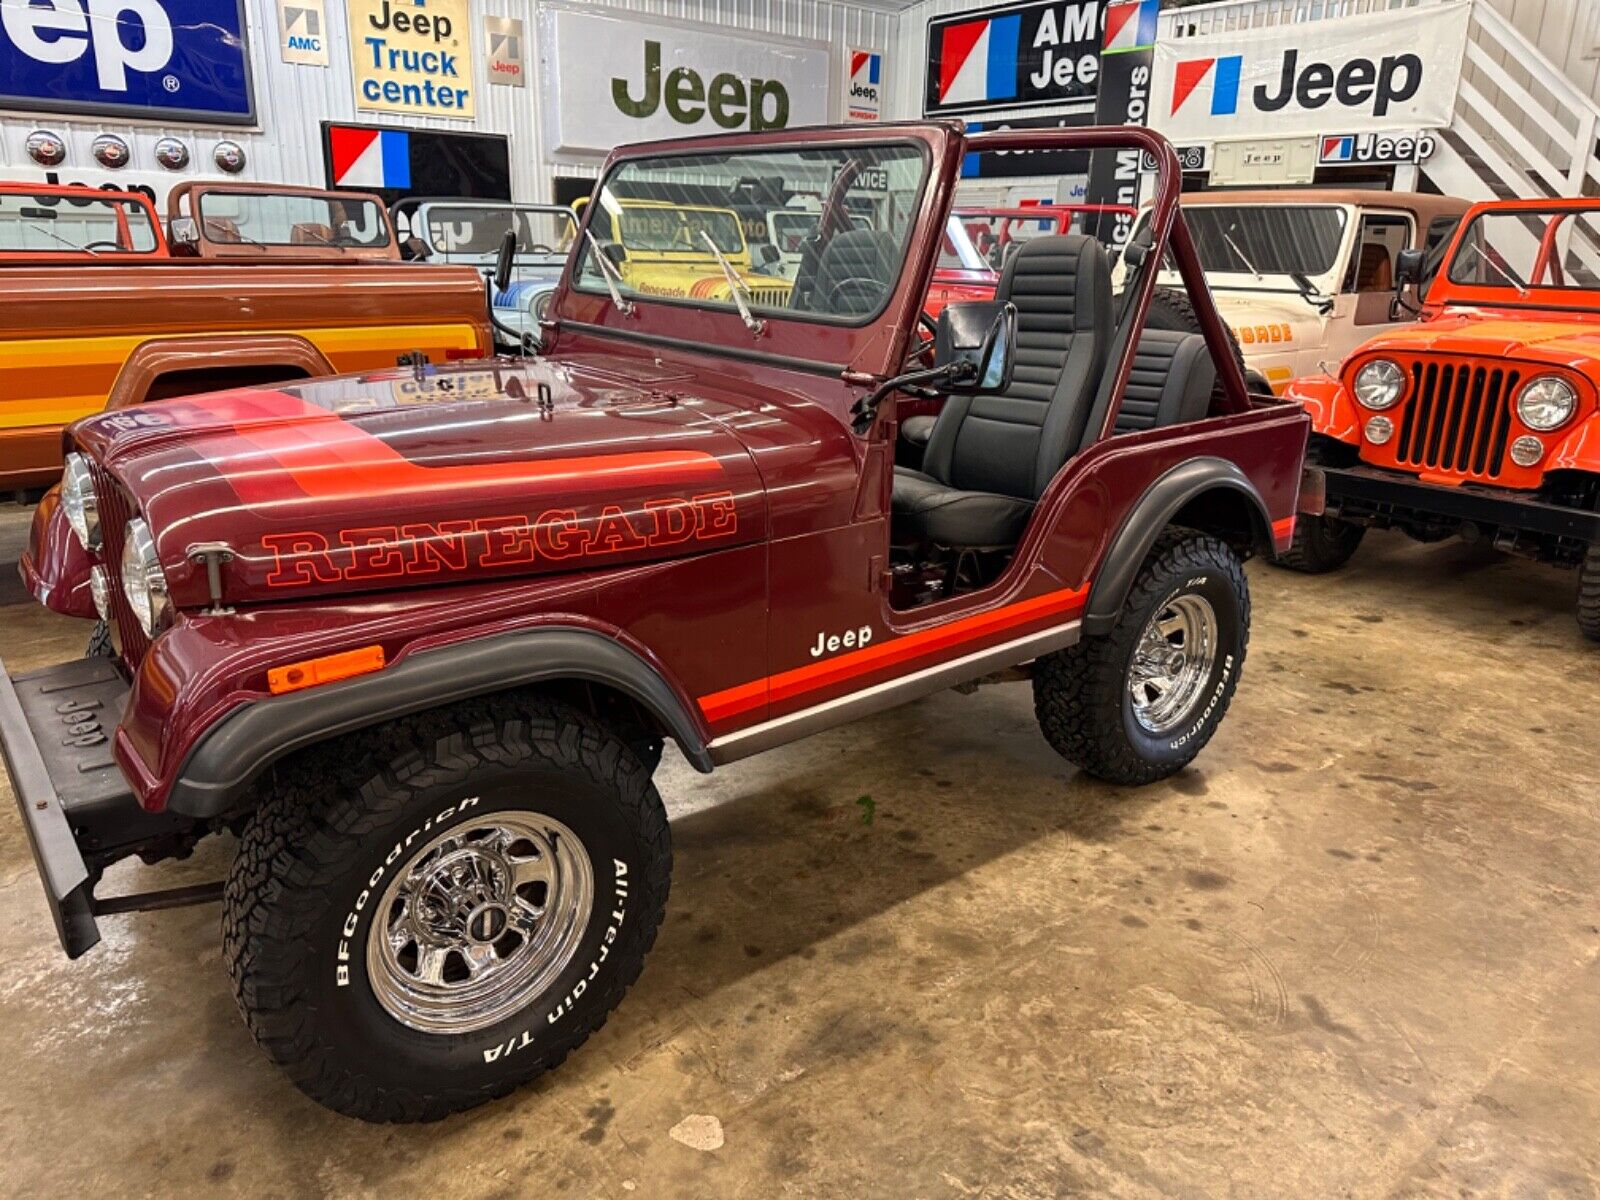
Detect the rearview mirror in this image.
<box><xmin>493</xmin><ymin>229</ymin><xmax>517</xmax><ymax>293</ymax></box>
<box><xmin>935</xmin><ymin>301</ymin><xmax>1017</xmax><ymax>393</ymax></box>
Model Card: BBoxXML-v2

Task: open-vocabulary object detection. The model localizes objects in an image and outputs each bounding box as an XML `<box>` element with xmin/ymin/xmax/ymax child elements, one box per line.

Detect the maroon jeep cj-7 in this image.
<box><xmin>1</xmin><ymin>123</ymin><xmax>1307</xmax><ymax>1122</ymax></box>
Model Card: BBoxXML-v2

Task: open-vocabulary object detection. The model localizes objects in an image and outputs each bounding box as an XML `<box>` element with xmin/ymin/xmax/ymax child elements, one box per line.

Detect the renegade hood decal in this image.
<box><xmin>72</xmin><ymin>359</ymin><xmax>766</xmax><ymax>607</ymax></box>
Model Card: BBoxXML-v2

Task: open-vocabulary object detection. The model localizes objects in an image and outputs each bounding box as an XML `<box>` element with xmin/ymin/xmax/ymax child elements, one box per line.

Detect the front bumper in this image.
<box><xmin>1311</xmin><ymin>465</ymin><xmax>1600</xmax><ymax>543</ymax></box>
<box><xmin>0</xmin><ymin>656</ymin><xmax>137</xmax><ymax>958</ymax></box>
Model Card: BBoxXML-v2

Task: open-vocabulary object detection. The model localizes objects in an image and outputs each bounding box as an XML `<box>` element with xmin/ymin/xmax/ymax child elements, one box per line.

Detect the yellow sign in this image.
<box><xmin>349</xmin><ymin>0</ymin><xmax>475</xmax><ymax>120</ymax></box>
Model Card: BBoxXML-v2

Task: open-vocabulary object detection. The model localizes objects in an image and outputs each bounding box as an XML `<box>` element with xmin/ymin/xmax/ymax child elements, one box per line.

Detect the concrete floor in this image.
<box><xmin>0</xmin><ymin>507</ymin><xmax>1596</xmax><ymax>1199</ymax></box>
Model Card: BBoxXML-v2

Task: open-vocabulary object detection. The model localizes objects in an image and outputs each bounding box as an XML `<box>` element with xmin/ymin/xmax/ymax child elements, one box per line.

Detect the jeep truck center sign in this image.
<box><xmin>350</xmin><ymin>0</ymin><xmax>475</xmax><ymax>120</ymax></box>
<box><xmin>0</xmin><ymin>0</ymin><xmax>255</xmax><ymax>124</ymax></box>
<box><xmin>1150</xmin><ymin>3</ymin><xmax>1470</xmax><ymax>145</ymax></box>
<box><xmin>537</xmin><ymin>5</ymin><xmax>832</xmax><ymax>158</ymax></box>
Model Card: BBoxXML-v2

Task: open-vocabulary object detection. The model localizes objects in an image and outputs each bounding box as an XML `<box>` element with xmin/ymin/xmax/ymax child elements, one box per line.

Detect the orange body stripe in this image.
<box><xmin>699</xmin><ymin>585</ymin><xmax>1089</xmax><ymax>725</ymax></box>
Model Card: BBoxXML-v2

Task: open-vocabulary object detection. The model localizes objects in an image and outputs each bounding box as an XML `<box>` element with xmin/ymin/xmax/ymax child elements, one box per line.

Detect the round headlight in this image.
<box><xmin>1516</xmin><ymin>375</ymin><xmax>1577</xmax><ymax>431</ymax></box>
<box><xmin>533</xmin><ymin>290</ymin><xmax>553</xmax><ymax>321</ymax></box>
<box><xmin>1365</xmin><ymin>415</ymin><xmax>1395</xmax><ymax>444</ymax></box>
<box><xmin>1509</xmin><ymin>435</ymin><xmax>1544</xmax><ymax>468</ymax></box>
<box><xmin>120</xmin><ymin>518</ymin><xmax>171</xmax><ymax>636</ymax></box>
<box><xmin>1354</xmin><ymin>359</ymin><xmax>1405</xmax><ymax>410</ymax></box>
<box><xmin>61</xmin><ymin>453</ymin><xmax>101</xmax><ymax>551</ymax></box>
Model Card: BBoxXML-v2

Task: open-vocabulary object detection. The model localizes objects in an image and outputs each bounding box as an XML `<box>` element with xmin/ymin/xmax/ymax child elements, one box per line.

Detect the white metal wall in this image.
<box><xmin>0</xmin><ymin>0</ymin><xmax>899</xmax><ymax>205</ymax></box>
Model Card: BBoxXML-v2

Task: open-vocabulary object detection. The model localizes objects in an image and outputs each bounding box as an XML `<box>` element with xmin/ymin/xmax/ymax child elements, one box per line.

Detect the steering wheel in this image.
<box><xmin>84</xmin><ymin>240</ymin><xmax>122</xmax><ymax>251</ymax></box>
<box><xmin>824</xmin><ymin>276</ymin><xmax>886</xmax><ymax>314</ymax></box>
<box><xmin>528</xmin><ymin>243</ymin><xmax>555</xmax><ymax>254</ymax></box>
<box><xmin>907</xmin><ymin>310</ymin><xmax>939</xmax><ymax>367</ymax></box>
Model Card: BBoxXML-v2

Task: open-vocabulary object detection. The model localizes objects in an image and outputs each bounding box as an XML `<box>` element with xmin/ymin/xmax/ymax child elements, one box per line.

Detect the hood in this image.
<box><xmin>1209</xmin><ymin>290</ymin><xmax>1328</xmax><ymax>357</ymax></box>
<box><xmin>73</xmin><ymin>357</ymin><xmax>767</xmax><ymax>608</ymax></box>
<box><xmin>1355</xmin><ymin>310</ymin><xmax>1600</xmax><ymax>368</ymax></box>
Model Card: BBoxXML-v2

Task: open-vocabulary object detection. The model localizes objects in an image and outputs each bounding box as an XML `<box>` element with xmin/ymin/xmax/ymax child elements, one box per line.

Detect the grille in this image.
<box><xmin>87</xmin><ymin>459</ymin><xmax>152</xmax><ymax>667</ymax></box>
<box><xmin>1394</xmin><ymin>360</ymin><xmax>1519</xmax><ymax>480</ymax></box>
<box><xmin>747</xmin><ymin>285</ymin><xmax>793</xmax><ymax>308</ymax></box>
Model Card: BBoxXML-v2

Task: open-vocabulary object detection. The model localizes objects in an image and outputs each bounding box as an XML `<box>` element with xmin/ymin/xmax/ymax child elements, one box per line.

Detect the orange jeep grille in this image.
<box><xmin>1389</xmin><ymin>359</ymin><xmax>1521</xmax><ymax>482</ymax></box>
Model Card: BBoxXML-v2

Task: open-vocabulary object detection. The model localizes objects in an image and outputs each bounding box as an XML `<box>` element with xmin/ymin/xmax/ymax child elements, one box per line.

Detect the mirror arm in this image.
<box><xmin>850</xmin><ymin>362</ymin><xmax>971</xmax><ymax>435</ymax></box>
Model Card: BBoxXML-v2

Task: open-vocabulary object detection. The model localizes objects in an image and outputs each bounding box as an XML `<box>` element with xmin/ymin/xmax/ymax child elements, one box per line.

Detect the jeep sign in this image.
<box><xmin>1150</xmin><ymin>3</ymin><xmax>1469</xmax><ymax>144</ymax></box>
<box><xmin>0</xmin><ymin>0</ymin><xmax>255</xmax><ymax>124</ymax></box>
<box><xmin>537</xmin><ymin>4</ymin><xmax>832</xmax><ymax>157</ymax></box>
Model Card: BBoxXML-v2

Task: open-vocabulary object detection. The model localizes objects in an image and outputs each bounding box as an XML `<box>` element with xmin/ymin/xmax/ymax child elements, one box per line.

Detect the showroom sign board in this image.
<box><xmin>1150</xmin><ymin>3</ymin><xmax>1470</xmax><ymax>144</ymax></box>
<box><xmin>846</xmin><ymin>49</ymin><xmax>884</xmax><ymax>121</ymax></box>
<box><xmin>349</xmin><ymin>0</ymin><xmax>476</xmax><ymax>120</ymax></box>
<box><xmin>0</xmin><ymin>0</ymin><xmax>256</xmax><ymax>125</ymax></box>
<box><xmin>278</xmin><ymin>0</ymin><xmax>329</xmax><ymax>67</ymax></box>
<box><xmin>538</xmin><ymin>4</ymin><xmax>832</xmax><ymax>156</ymax></box>
<box><xmin>484</xmin><ymin>15</ymin><xmax>525</xmax><ymax>87</ymax></box>
<box><xmin>923</xmin><ymin>0</ymin><xmax>1102</xmax><ymax>117</ymax></box>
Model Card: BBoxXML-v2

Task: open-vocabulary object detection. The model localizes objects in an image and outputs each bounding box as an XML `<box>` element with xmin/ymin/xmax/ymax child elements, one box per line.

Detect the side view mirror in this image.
<box><xmin>493</xmin><ymin>229</ymin><xmax>517</xmax><ymax>294</ymax></box>
<box><xmin>168</xmin><ymin>216</ymin><xmax>200</xmax><ymax>256</ymax></box>
<box><xmin>1391</xmin><ymin>247</ymin><xmax>1425</xmax><ymax>319</ymax></box>
<box><xmin>601</xmin><ymin>241</ymin><xmax>628</xmax><ymax>267</ymax></box>
<box><xmin>401</xmin><ymin>235</ymin><xmax>432</xmax><ymax>262</ymax></box>
<box><xmin>1395</xmin><ymin>248</ymin><xmax>1424</xmax><ymax>288</ymax></box>
<box><xmin>935</xmin><ymin>300</ymin><xmax>1017</xmax><ymax>393</ymax></box>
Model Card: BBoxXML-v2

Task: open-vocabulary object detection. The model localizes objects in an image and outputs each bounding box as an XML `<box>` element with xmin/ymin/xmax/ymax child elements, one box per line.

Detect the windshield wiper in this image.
<box><xmin>582</xmin><ymin>230</ymin><xmax>636</xmax><ymax>316</ymax></box>
<box><xmin>701</xmin><ymin>232</ymin><xmax>765</xmax><ymax>335</ymax></box>
<box><xmin>24</xmin><ymin>221</ymin><xmax>98</xmax><ymax>255</ymax></box>
<box><xmin>1464</xmin><ymin>242</ymin><xmax>1528</xmax><ymax>296</ymax></box>
<box><xmin>297</xmin><ymin>225</ymin><xmax>348</xmax><ymax>254</ymax></box>
<box><xmin>1290</xmin><ymin>271</ymin><xmax>1334</xmax><ymax>314</ymax></box>
<box><xmin>1222</xmin><ymin>228</ymin><xmax>1263</xmax><ymax>280</ymax></box>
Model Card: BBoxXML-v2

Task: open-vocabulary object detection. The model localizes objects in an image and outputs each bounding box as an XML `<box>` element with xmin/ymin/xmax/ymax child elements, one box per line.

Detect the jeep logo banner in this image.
<box><xmin>924</xmin><ymin>0</ymin><xmax>1103</xmax><ymax>117</ymax></box>
<box><xmin>537</xmin><ymin>4</ymin><xmax>832</xmax><ymax>156</ymax></box>
<box><xmin>0</xmin><ymin>0</ymin><xmax>255</xmax><ymax>124</ymax></box>
<box><xmin>1150</xmin><ymin>3</ymin><xmax>1470</xmax><ymax>144</ymax></box>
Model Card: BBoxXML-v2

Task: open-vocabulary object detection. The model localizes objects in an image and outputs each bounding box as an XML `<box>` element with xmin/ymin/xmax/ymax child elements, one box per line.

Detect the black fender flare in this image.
<box><xmin>166</xmin><ymin>627</ymin><xmax>712</xmax><ymax>819</ymax></box>
<box><xmin>1082</xmin><ymin>457</ymin><xmax>1271</xmax><ymax>636</ymax></box>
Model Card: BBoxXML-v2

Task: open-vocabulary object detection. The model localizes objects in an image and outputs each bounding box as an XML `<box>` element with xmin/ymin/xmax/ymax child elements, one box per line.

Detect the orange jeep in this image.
<box><xmin>0</xmin><ymin>182</ymin><xmax>491</xmax><ymax>493</ymax></box>
<box><xmin>1284</xmin><ymin>198</ymin><xmax>1600</xmax><ymax>639</ymax></box>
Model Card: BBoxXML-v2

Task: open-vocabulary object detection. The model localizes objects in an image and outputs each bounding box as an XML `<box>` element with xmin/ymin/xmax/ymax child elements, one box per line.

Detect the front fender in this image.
<box><xmin>19</xmin><ymin>487</ymin><xmax>96</xmax><ymax>620</ymax></box>
<box><xmin>1549</xmin><ymin>413</ymin><xmax>1600</xmax><ymax>475</ymax></box>
<box><xmin>123</xmin><ymin>618</ymin><xmax>714</xmax><ymax>819</ymax></box>
<box><xmin>1284</xmin><ymin>373</ymin><xmax>1361</xmax><ymax>444</ymax></box>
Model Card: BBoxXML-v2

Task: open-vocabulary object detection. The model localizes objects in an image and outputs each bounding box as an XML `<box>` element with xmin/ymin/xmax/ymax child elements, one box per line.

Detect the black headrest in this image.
<box><xmin>813</xmin><ymin>228</ymin><xmax>898</xmax><ymax>315</ymax></box>
<box><xmin>997</xmin><ymin>234</ymin><xmax>1110</xmax><ymax>330</ymax></box>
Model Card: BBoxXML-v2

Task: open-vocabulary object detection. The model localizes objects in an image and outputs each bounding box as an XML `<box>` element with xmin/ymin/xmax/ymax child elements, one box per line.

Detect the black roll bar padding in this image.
<box><xmin>962</xmin><ymin>126</ymin><xmax>1253</xmax><ymax>442</ymax></box>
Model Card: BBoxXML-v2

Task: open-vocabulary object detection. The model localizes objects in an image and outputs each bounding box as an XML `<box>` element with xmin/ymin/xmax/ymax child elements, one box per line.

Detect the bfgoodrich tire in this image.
<box><xmin>1033</xmin><ymin>529</ymin><xmax>1249</xmax><ymax>784</ymax></box>
<box><xmin>223</xmin><ymin>694</ymin><xmax>670</xmax><ymax>1123</ymax></box>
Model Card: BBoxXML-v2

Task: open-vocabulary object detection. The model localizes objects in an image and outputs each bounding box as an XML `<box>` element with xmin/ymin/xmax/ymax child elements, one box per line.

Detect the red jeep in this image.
<box><xmin>1284</xmin><ymin>199</ymin><xmax>1600</xmax><ymax>638</ymax></box>
<box><xmin>1</xmin><ymin>123</ymin><xmax>1306</xmax><ymax>1121</ymax></box>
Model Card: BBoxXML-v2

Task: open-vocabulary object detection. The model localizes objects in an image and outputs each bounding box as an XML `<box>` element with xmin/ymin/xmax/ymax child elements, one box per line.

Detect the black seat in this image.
<box><xmin>1082</xmin><ymin>328</ymin><xmax>1216</xmax><ymax>444</ymax></box>
<box><xmin>803</xmin><ymin>228</ymin><xmax>898</xmax><ymax>316</ymax></box>
<box><xmin>892</xmin><ymin>234</ymin><xmax>1111</xmax><ymax>550</ymax></box>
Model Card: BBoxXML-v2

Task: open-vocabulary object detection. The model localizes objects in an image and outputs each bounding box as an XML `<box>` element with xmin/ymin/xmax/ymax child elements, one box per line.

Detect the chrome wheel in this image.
<box><xmin>1129</xmin><ymin>593</ymin><xmax>1218</xmax><ymax>735</ymax></box>
<box><xmin>367</xmin><ymin>813</ymin><xmax>594</xmax><ymax>1034</ymax></box>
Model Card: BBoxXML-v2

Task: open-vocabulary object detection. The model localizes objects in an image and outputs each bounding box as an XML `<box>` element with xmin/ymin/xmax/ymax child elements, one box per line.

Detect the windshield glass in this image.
<box><xmin>1177</xmin><ymin>205</ymin><xmax>1348</xmax><ymax>277</ymax></box>
<box><xmin>1446</xmin><ymin>208</ymin><xmax>1600</xmax><ymax>291</ymax></box>
<box><xmin>0</xmin><ymin>191</ymin><xmax>159</xmax><ymax>254</ymax></box>
<box><xmin>415</xmin><ymin>204</ymin><xmax>574</xmax><ymax>260</ymax></box>
<box><xmin>575</xmin><ymin>143</ymin><xmax>928</xmax><ymax>324</ymax></box>
<box><xmin>197</xmin><ymin>191</ymin><xmax>389</xmax><ymax>248</ymax></box>
<box><xmin>769</xmin><ymin>209</ymin><xmax>820</xmax><ymax>254</ymax></box>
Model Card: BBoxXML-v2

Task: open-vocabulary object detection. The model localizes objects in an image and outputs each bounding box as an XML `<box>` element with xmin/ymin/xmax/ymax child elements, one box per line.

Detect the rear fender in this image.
<box><xmin>1082</xmin><ymin>458</ymin><xmax>1272</xmax><ymax>636</ymax></box>
<box><xmin>1286</xmin><ymin>373</ymin><xmax>1361</xmax><ymax>445</ymax></box>
<box><xmin>106</xmin><ymin>334</ymin><xmax>335</xmax><ymax>409</ymax></box>
<box><xmin>20</xmin><ymin>487</ymin><xmax>96</xmax><ymax>619</ymax></box>
<box><xmin>161</xmin><ymin>625</ymin><xmax>713</xmax><ymax>819</ymax></box>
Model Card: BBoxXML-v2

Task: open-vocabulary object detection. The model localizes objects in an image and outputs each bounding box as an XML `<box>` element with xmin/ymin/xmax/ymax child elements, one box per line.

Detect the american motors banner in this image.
<box><xmin>1082</xmin><ymin>0</ymin><xmax>1159</xmax><ymax>250</ymax></box>
<box><xmin>924</xmin><ymin>0</ymin><xmax>1103</xmax><ymax>116</ymax></box>
<box><xmin>1149</xmin><ymin>2</ymin><xmax>1471</xmax><ymax>145</ymax></box>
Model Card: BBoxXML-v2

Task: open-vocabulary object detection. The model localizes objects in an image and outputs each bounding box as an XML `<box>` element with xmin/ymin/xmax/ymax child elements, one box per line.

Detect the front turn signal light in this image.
<box><xmin>268</xmin><ymin>645</ymin><xmax>386</xmax><ymax>695</ymax></box>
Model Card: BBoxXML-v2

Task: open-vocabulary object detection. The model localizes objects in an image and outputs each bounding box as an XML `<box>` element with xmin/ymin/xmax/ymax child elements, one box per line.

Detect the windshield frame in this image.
<box><xmin>569</xmin><ymin>137</ymin><xmax>934</xmax><ymax>331</ymax></box>
<box><xmin>0</xmin><ymin>186</ymin><xmax>166</xmax><ymax>259</ymax></box>
<box><xmin>1439</xmin><ymin>203</ymin><xmax>1600</xmax><ymax>305</ymax></box>
<box><xmin>400</xmin><ymin>200</ymin><xmax>576</xmax><ymax>263</ymax></box>
<box><xmin>1141</xmin><ymin>202</ymin><xmax>1356</xmax><ymax>296</ymax></box>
